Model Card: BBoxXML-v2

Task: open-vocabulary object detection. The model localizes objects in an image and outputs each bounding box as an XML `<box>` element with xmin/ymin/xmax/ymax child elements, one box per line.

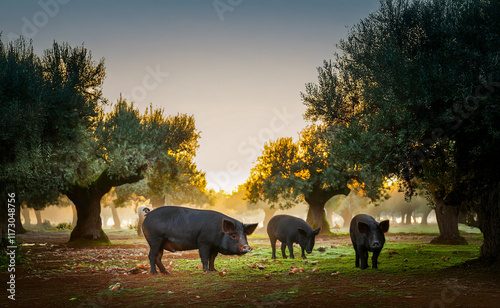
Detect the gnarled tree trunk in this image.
<box><xmin>110</xmin><ymin>203</ymin><xmax>121</xmax><ymax>229</ymax></box>
<box><xmin>430</xmin><ymin>195</ymin><xmax>467</xmax><ymax>245</ymax></box>
<box><xmin>420</xmin><ymin>207</ymin><xmax>433</xmax><ymax>225</ymax></box>
<box><xmin>71</xmin><ymin>204</ymin><xmax>77</xmax><ymax>228</ymax></box>
<box><xmin>339</xmin><ymin>207</ymin><xmax>353</xmax><ymax>228</ymax></box>
<box><xmin>66</xmin><ymin>167</ymin><xmax>144</xmax><ymax>244</ymax></box>
<box><xmin>477</xmin><ymin>181</ymin><xmax>500</xmax><ymax>263</ymax></box>
<box><xmin>262</xmin><ymin>207</ymin><xmax>278</xmax><ymax>232</ymax></box>
<box><xmin>15</xmin><ymin>202</ymin><xmax>26</xmax><ymax>234</ymax></box>
<box><xmin>67</xmin><ymin>185</ymin><xmax>108</xmax><ymax>243</ymax></box>
<box><xmin>21</xmin><ymin>203</ymin><xmax>31</xmax><ymax>226</ymax></box>
<box><xmin>34</xmin><ymin>210</ymin><xmax>42</xmax><ymax>226</ymax></box>
<box><xmin>305</xmin><ymin>186</ymin><xmax>350</xmax><ymax>234</ymax></box>
<box><xmin>305</xmin><ymin>200</ymin><xmax>330</xmax><ymax>233</ymax></box>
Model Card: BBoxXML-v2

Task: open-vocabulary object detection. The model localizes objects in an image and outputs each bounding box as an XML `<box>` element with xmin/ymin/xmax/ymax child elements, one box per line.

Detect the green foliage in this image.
<box><xmin>304</xmin><ymin>0</ymin><xmax>500</xmax><ymax>198</ymax></box>
<box><xmin>0</xmin><ymin>36</ymin><xmax>106</xmax><ymax>208</ymax></box>
<box><xmin>107</xmin><ymin>104</ymin><xmax>212</xmax><ymax>208</ymax></box>
<box><xmin>301</xmin><ymin>0</ymin><xmax>500</xmax><ymax>259</ymax></box>
<box><xmin>245</xmin><ymin>125</ymin><xmax>352</xmax><ymax>209</ymax></box>
<box><xmin>55</xmin><ymin>222</ymin><xmax>73</xmax><ymax>230</ymax></box>
<box><xmin>0</xmin><ymin>37</ymin><xmax>209</xmax><ymax>244</ymax></box>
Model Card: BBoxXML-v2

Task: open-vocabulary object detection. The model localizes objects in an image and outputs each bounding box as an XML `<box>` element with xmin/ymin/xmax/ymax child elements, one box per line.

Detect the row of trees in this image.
<box><xmin>245</xmin><ymin>0</ymin><xmax>500</xmax><ymax>263</ymax></box>
<box><xmin>0</xmin><ymin>36</ymin><xmax>211</xmax><ymax>243</ymax></box>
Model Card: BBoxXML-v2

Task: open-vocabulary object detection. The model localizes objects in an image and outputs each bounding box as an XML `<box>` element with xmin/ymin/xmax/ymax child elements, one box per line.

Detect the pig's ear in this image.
<box><xmin>379</xmin><ymin>220</ymin><xmax>390</xmax><ymax>233</ymax></box>
<box><xmin>244</xmin><ymin>223</ymin><xmax>258</xmax><ymax>235</ymax></box>
<box><xmin>298</xmin><ymin>228</ymin><xmax>307</xmax><ymax>237</ymax></box>
<box><xmin>358</xmin><ymin>222</ymin><xmax>370</xmax><ymax>234</ymax></box>
<box><xmin>313</xmin><ymin>228</ymin><xmax>321</xmax><ymax>236</ymax></box>
<box><xmin>222</xmin><ymin>219</ymin><xmax>236</xmax><ymax>233</ymax></box>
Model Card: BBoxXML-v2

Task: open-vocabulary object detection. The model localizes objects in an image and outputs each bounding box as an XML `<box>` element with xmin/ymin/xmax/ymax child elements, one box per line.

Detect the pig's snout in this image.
<box><xmin>306</xmin><ymin>249</ymin><xmax>313</xmax><ymax>254</ymax></box>
<box><xmin>372</xmin><ymin>241</ymin><xmax>381</xmax><ymax>249</ymax></box>
<box><xmin>239</xmin><ymin>244</ymin><xmax>252</xmax><ymax>253</ymax></box>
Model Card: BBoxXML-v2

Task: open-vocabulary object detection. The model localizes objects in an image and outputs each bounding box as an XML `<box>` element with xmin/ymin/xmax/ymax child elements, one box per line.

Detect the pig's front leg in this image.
<box><xmin>199</xmin><ymin>245</ymin><xmax>212</xmax><ymax>272</ymax></box>
<box><xmin>372</xmin><ymin>249</ymin><xmax>381</xmax><ymax>269</ymax></box>
<box><xmin>209</xmin><ymin>249</ymin><xmax>218</xmax><ymax>272</ymax></box>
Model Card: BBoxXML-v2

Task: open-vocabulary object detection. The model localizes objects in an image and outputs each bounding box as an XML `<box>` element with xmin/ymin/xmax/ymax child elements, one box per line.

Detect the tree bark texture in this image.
<box><xmin>67</xmin><ymin>167</ymin><xmax>144</xmax><ymax>244</ymax></box>
<box><xmin>15</xmin><ymin>202</ymin><xmax>26</xmax><ymax>234</ymax></box>
<box><xmin>305</xmin><ymin>185</ymin><xmax>350</xmax><ymax>234</ymax></box>
<box><xmin>110</xmin><ymin>203</ymin><xmax>121</xmax><ymax>229</ymax></box>
<box><xmin>420</xmin><ymin>207</ymin><xmax>433</xmax><ymax>225</ymax></box>
<box><xmin>477</xmin><ymin>181</ymin><xmax>500</xmax><ymax>263</ymax></box>
<box><xmin>430</xmin><ymin>195</ymin><xmax>467</xmax><ymax>245</ymax></box>
<box><xmin>71</xmin><ymin>204</ymin><xmax>77</xmax><ymax>228</ymax></box>
<box><xmin>21</xmin><ymin>204</ymin><xmax>31</xmax><ymax>226</ymax></box>
<box><xmin>34</xmin><ymin>210</ymin><xmax>42</xmax><ymax>226</ymax></box>
<box><xmin>261</xmin><ymin>207</ymin><xmax>278</xmax><ymax>233</ymax></box>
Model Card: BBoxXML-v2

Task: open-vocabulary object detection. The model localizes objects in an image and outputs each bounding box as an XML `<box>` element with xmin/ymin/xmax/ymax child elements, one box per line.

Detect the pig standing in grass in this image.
<box><xmin>267</xmin><ymin>215</ymin><xmax>321</xmax><ymax>259</ymax></box>
<box><xmin>350</xmin><ymin>214</ymin><xmax>390</xmax><ymax>269</ymax></box>
<box><xmin>142</xmin><ymin>206</ymin><xmax>258</xmax><ymax>275</ymax></box>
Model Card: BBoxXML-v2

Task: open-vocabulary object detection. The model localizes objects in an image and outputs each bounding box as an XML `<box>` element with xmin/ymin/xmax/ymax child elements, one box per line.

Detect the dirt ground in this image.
<box><xmin>2</xmin><ymin>230</ymin><xmax>500</xmax><ymax>308</ymax></box>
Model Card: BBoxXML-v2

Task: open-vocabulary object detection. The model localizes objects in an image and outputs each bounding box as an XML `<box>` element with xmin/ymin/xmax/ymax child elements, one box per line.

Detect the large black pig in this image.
<box><xmin>267</xmin><ymin>215</ymin><xmax>320</xmax><ymax>259</ymax></box>
<box><xmin>142</xmin><ymin>206</ymin><xmax>258</xmax><ymax>274</ymax></box>
<box><xmin>350</xmin><ymin>214</ymin><xmax>390</xmax><ymax>269</ymax></box>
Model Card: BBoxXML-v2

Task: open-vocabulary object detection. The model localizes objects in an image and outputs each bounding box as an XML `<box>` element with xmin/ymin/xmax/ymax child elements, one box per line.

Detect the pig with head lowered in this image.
<box><xmin>350</xmin><ymin>214</ymin><xmax>390</xmax><ymax>269</ymax></box>
<box><xmin>267</xmin><ymin>215</ymin><xmax>321</xmax><ymax>259</ymax></box>
<box><xmin>142</xmin><ymin>206</ymin><xmax>258</xmax><ymax>274</ymax></box>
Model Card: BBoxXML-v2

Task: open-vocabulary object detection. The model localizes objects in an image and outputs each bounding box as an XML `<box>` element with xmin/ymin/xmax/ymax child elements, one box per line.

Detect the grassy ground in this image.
<box><xmin>2</xmin><ymin>226</ymin><xmax>499</xmax><ymax>307</ymax></box>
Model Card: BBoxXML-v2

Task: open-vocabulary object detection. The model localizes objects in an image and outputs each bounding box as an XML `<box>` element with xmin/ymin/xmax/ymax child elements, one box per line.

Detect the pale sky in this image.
<box><xmin>1</xmin><ymin>0</ymin><xmax>380</xmax><ymax>192</ymax></box>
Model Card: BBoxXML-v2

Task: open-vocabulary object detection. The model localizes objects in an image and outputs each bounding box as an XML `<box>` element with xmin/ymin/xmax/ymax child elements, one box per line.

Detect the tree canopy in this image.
<box><xmin>0</xmin><ymin>37</ymin><xmax>207</xmax><ymax>243</ymax></box>
<box><xmin>302</xmin><ymin>0</ymin><xmax>500</xmax><ymax>261</ymax></box>
<box><xmin>245</xmin><ymin>125</ymin><xmax>352</xmax><ymax>232</ymax></box>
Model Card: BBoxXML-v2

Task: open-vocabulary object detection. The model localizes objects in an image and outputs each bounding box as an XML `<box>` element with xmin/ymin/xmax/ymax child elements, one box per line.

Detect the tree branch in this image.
<box><xmin>93</xmin><ymin>165</ymin><xmax>146</xmax><ymax>198</ymax></box>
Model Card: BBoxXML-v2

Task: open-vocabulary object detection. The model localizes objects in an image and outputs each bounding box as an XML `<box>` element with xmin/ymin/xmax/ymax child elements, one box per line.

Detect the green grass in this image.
<box><xmin>63</xmin><ymin>232</ymin><xmax>484</xmax><ymax>307</ymax></box>
<box><xmin>330</xmin><ymin>223</ymin><xmax>481</xmax><ymax>235</ymax></box>
<box><xmin>140</xmin><ymin>238</ymin><xmax>480</xmax><ymax>287</ymax></box>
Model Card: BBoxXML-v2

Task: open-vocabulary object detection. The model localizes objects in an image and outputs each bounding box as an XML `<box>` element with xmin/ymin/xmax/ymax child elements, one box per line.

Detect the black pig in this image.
<box><xmin>142</xmin><ymin>206</ymin><xmax>258</xmax><ymax>274</ymax></box>
<box><xmin>350</xmin><ymin>214</ymin><xmax>390</xmax><ymax>269</ymax></box>
<box><xmin>267</xmin><ymin>215</ymin><xmax>320</xmax><ymax>259</ymax></box>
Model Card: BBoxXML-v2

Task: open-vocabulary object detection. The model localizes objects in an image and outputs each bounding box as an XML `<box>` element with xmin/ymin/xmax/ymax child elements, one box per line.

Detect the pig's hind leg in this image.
<box><xmin>155</xmin><ymin>249</ymin><xmax>170</xmax><ymax>274</ymax></box>
<box><xmin>280</xmin><ymin>242</ymin><xmax>288</xmax><ymax>259</ymax></box>
<box><xmin>148</xmin><ymin>245</ymin><xmax>160</xmax><ymax>275</ymax></box>
<box><xmin>354</xmin><ymin>245</ymin><xmax>360</xmax><ymax>268</ymax></box>
<box><xmin>270</xmin><ymin>236</ymin><xmax>277</xmax><ymax>259</ymax></box>
<box><xmin>287</xmin><ymin>242</ymin><xmax>295</xmax><ymax>259</ymax></box>
<box><xmin>147</xmin><ymin>238</ymin><xmax>169</xmax><ymax>275</ymax></box>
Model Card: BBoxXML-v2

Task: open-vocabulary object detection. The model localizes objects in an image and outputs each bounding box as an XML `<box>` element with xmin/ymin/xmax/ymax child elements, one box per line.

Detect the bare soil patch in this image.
<box><xmin>1</xmin><ymin>231</ymin><xmax>499</xmax><ymax>307</ymax></box>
